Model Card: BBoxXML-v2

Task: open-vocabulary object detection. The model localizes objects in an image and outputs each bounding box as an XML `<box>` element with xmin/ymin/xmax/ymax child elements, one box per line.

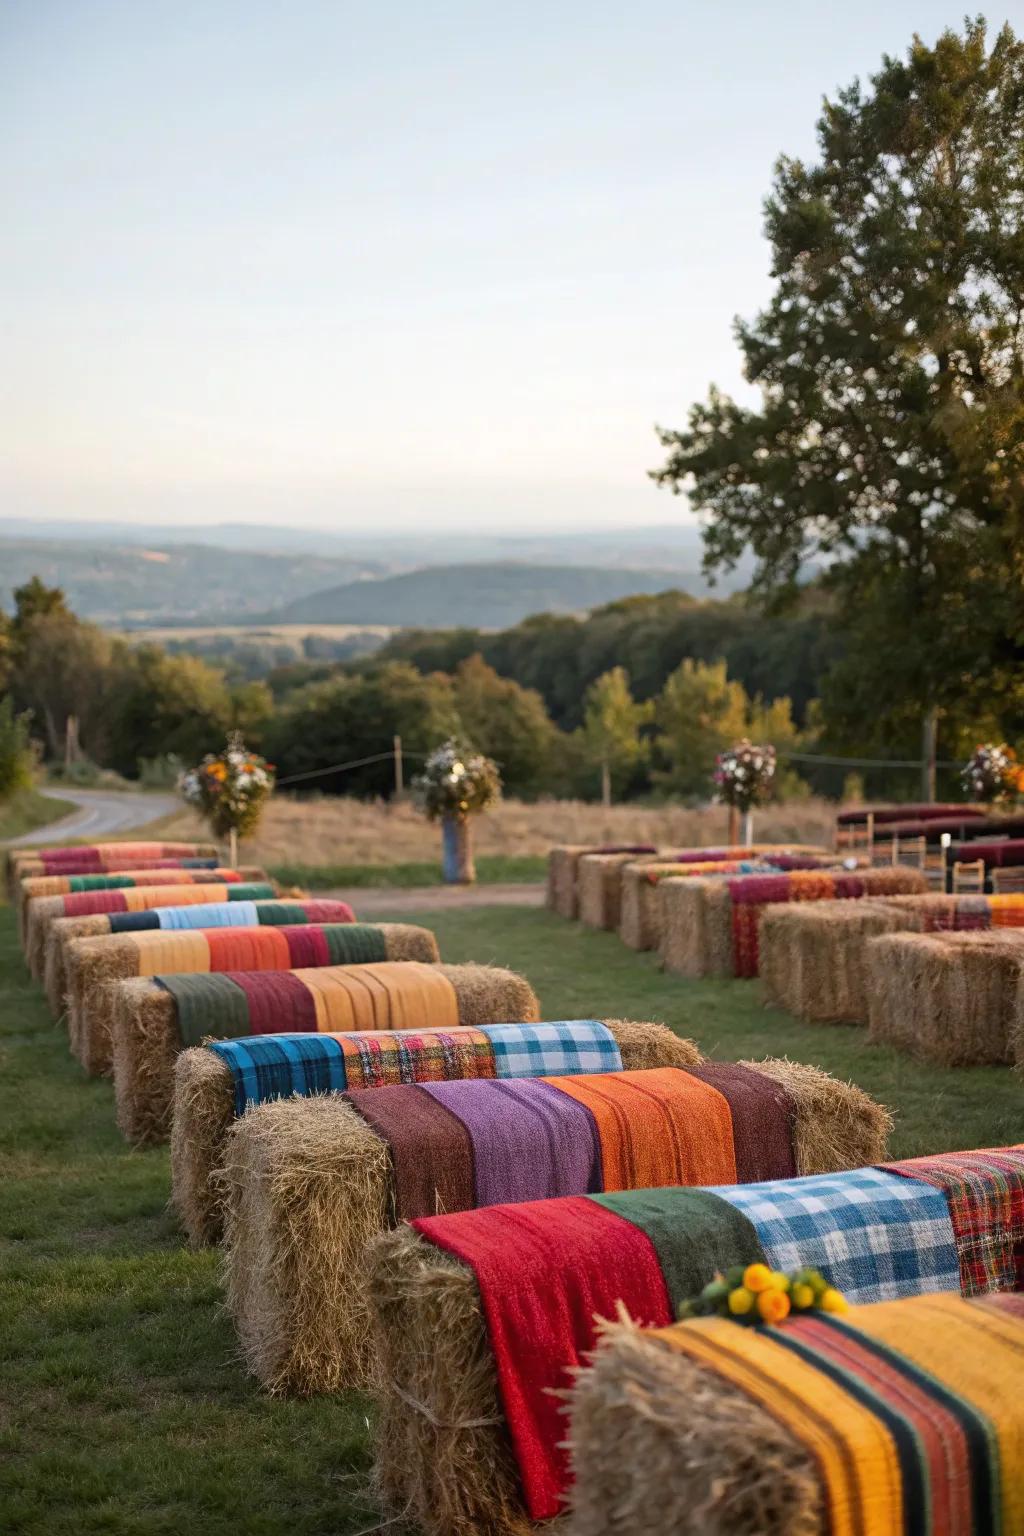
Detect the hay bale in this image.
<box><xmin>618</xmin><ymin>863</ymin><xmax>681</xmax><ymax>951</ymax></box>
<box><xmin>23</xmin><ymin>869</ymin><xmax>269</xmax><ymax>981</ymax></box>
<box><xmin>65</xmin><ymin>922</ymin><xmax>439</xmax><ymax>1079</ymax></box>
<box><xmin>546</xmin><ymin>846</ymin><xmax>592</xmax><ymax>920</ymax></box>
<box><xmin>577</xmin><ymin>853</ymin><xmax>662</xmax><ymax>931</ymax></box>
<box><xmin>866</xmin><ymin>929</ymin><xmax>1024</xmax><ymax>1065</ymax></box>
<box><xmin>172</xmin><ymin>1019</ymin><xmax>699</xmax><ymax>1247</ymax></box>
<box><xmin>659</xmin><ymin>867</ymin><xmax>929</xmax><ymax>980</ymax></box>
<box><xmin>363</xmin><ymin>1056</ymin><xmax>890</xmax><ymax>1534</ymax></box>
<box><xmin>42</xmin><ymin>915</ymin><xmax>116</xmax><ymax>1018</ymax></box>
<box><xmin>112</xmin><ymin>962</ymin><xmax>540</xmax><ymax>1146</ymax></box>
<box><xmin>758</xmin><ymin>899</ymin><xmax>922</xmax><ymax>1023</ymax></box>
<box><xmin>565</xmin><ymin>1317</ymin><xmax>821</xmax><ymax>1536</ymax></box>
<box><xmin>222</xmin><ymin>1055</ymin><xmax>880</xmax><ymax>1399</ymax></box>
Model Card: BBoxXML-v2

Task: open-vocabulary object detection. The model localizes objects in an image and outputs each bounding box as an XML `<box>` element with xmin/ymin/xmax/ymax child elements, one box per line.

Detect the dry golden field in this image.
<box><xmin>149</xmin><ymin>793</ymin><xmax>838</xmax><ymax>868</ymax></box>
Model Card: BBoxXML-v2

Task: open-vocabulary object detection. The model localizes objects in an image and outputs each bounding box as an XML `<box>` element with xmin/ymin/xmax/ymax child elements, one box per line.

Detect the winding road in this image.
<box><xmin>5</xmin><ymin>788</ymin><xmax>180</xmax><ymax>846</ymax></box>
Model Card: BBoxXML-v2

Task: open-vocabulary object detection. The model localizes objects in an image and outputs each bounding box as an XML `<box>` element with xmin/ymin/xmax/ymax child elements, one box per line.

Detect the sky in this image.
<box><xmin>2</xmin><ymin>1</ymin><xmax>1020</xmax><ymax>534</ymax></box>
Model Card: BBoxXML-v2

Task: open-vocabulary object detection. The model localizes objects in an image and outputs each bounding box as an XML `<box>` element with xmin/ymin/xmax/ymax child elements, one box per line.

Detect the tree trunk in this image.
<box><xmin>600</xmin><ymin>760</ymin><xmax>611</xmax><ymax>808</ymax></box>
<box><xmin>441</xmin><ymin>814</ymin><xmax>475</xmax><ymax>884</ymax></box>
<box><xmin>921</xmin><ymin>709</ymin><xmax>938</xmax><ymax>802</ymax></box>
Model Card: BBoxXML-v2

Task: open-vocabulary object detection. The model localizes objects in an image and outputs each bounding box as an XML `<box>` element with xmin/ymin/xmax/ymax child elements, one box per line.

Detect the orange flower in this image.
<box><xmin>756</xmin><ymin>1289</ymin><xmax>791</xmax><ymax>1324</ymax></box>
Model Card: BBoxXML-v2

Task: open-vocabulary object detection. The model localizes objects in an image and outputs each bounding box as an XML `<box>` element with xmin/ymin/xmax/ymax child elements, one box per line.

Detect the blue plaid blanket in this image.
<box><xmin>208</xmin><ymin>1020</ymin><xmax>624</xmax><ymax>1118</ymax></box>
<box><xmin>480</xmin><ymin>1021</ymin><xmax>622</xmax><ymax>1078</ymax></box>
<box><xmin>715</xmin><ymin>1167</ymin><xmax>961</xmax><ymax>1303</ymax></box>
<box><xmin>210</xmin><ymin>1035</ymin><xmax>348</xmax><ymax>1117</ymax></box>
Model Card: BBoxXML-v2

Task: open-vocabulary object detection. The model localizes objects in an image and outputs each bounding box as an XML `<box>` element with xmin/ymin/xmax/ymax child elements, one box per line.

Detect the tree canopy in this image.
<box><xmin>653</xmin><ymin>17</ymin><xmax>1024</xmax><ymax>756</ymax></box>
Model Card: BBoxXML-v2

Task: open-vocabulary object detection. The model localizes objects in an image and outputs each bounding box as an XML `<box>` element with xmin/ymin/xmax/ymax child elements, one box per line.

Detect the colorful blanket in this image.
<box><xmin>952</xmin><ymin>837</ymin><xmax>1024</xmax><ymax>870</ymax></box>
<box><xmin>209</xmin><ymin>1020</ymin><xmax>622</xmax><ymax>1116</ymax></box>
<box><xmin>24</xmin><ymin>867</ymin><xmax>233</xmax><ymax>898</ymax></box>
<box><xmin>411</xmin><ymin>1143</ymin><xmax>1024</xmax><ymax>1520</ymax></box>
<box><xmin>654</xmin><ymin>1291</ymin><xmax>1024</xmax><ymax>1536</ymax></box>
<box><xmin>158</xmin><ymin>959</ymin><xmax>459</xmax><ymax>1047</ymax></box>
<box><xmin>35</xmin><ymin>841</ymin><xmax>212</xmax><ymax>869</ymax></box>
<box><xmin>124</xmin><ymin>921</ymin><xmax>377</xmax><ymax>977</ymax></box>
<box><xmin>59</xmin><ymin>882</ymin><xmax>274</xmax><ymax>919</ymax></box>
<box><xmin>351</xmin><ymin>1065</ymin><xmax>794</xmax><ymax>1222</ymax></box>
<box><xmin>106</xmin><ymin>898</ymin><xmax>354</xmax><ymax>934</ymax></box>
<box><xmin>883</xmin><ymin>1147</ymin><xmax>1024</xmax><ymax>1295</ymax></box>
<box><xmin>727</xmin><ymin>870</ymin><xmax>921</xmax><ymax>977</ymax></box>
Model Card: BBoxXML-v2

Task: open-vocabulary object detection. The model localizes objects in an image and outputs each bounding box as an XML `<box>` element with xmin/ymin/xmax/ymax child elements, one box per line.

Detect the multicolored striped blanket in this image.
<box><xmin>729</xmin><ymin>871</ymin><xmax>913</xmax><ymax>977</ymax></box>
<box><xmin>412</xmin><ymin>1144</ymin><xmax>1024</xmax><ymax>1519</ymax></box>
<box><xmin>158</xmin><ymin>959</ymin><xmax>460</xmax><ymax>1046</ymax></box>
<box><xmin>23</xmin><ymin>867</ymin><xmax>231</xmax><ymax>898</ymax></box>
<box><xmin>354</xmin><ymin>1064</ymin><xmax>795</xmax><ymax>1222</ymax></box>
<box><xmin>105</xmin><ymin>898</ymin><xmax>353</xmax><ymax>934</ymax></box>
<box><xmin>650</xmin><ymin>1290</ymin><xmax>1024</xmax><ymax>1535</ymax></box>
<box><xmin>55</xmin><ymin>882</ymin><xmax>275</xmax><ymax>920</ymax></box>
<box><xmin>33</xmin><ymin>841</ymin><xmax>214</xmax><ymax>870</ymax></box>
<box><xmin>209</xmin><ymin>1020</ymin><xmax>625</xmax><ymax>1116</ymax></box>
<box><xmin>116</xmin><ymin>921</ymin><xmax>373</xmax><ymax>978</ymax></box>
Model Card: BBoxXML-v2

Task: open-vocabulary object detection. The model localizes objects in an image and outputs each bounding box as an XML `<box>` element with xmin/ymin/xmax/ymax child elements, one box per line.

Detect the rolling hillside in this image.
<box><xmin>269</xmin><ymin>562</ymin><xmax>694</xmax><ymax>629</ymax></box>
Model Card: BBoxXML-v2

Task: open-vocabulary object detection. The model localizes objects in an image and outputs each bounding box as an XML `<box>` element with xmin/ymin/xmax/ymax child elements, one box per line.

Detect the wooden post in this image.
<box><xmin>921</xmin><ymin>709</ymin><xmax>937</xmax><ymax>802</ymax></box>
<box><xmin>727</xmin><ymin>804</ymin><xmax>739</xmax><ymax>846</ymax></box>
<box><xmin>741</xmin><ymin>809</ymin><xmax>753</xmax><ymax>847</ymax></box>
<box><xmin>393</xmin><ymin>735</ymin><xmax>403</xmax><ymax>797</ymax></box>
<box><xmin>600</xmin><ymin>760</ymin><xmax>611</xmax><ymax>808</ymax></box>
<box><xmin>228</xmin><ymin>828</ymin><xmax>238</xmax><ymax>870</ymax></box>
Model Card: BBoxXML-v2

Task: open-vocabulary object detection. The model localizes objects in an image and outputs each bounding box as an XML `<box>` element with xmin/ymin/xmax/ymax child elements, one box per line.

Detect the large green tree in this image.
<box><xmin>653</xmin><ymin>18</ymin><xmax>1024</xmax><ymax>787</ymax></box>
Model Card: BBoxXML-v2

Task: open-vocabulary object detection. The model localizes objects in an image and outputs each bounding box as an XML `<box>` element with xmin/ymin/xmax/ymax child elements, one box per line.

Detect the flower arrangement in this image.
<box><xmin>412</xmin><ymin>738</ymin><xmax>501</xmax><ymax>822</ymax></box>
<box><xmin>961</xmin><ymin>743</ymin><xmax>1024</xmax><ymax>804</ymax></box>
<box><xmin>178</xmin><ymin>732</ymin><xmax>275</xmax><ymax>845</ymax></box>
<box><xmin>713</xmin><ymin>739</ymin><xmax>777</xmax><ymax>813</ymax></box>
<box><xmin>679</xmin><ymin>1263</ymin><xmax>847</xmax><ymax>1327</ymax></box>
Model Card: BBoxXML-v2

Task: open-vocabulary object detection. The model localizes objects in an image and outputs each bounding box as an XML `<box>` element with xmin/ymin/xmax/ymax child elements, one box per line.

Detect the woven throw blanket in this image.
<box><xmin>728</xmin><ymin>870</ymin><xmax>867</xmax><ymax>977</ymax></box>
<box><xmin>207</xmin><ymin>1021</ymin><xmax>622</xmax><ymax>1117</ymax></box>
<box><xmin>989</xmin><ymin>895</ymin><xmax>1024</xmax><ymax>928</ymax></box>
<box><xmin>159</xmin><ymin>960</ymin><xmax>459</xmax><ymax>1047</ymax></box>
<box><xmin>133</xmin><ymin>931</ymin><xmax>211</xmax><ymax>977</ymax></box>
<box><xmin>38</xmin><ymin>841</ymin><xmax>169</xmax><ymax>866</ymax></box>
<box><xmin>688</xmin><ymin>1062</ymin><xmax>796</xmax><ymax>1182</ymax></box>
<box><xmin>63</xmin><ymin>869</ymin><xmax>230</xmax><ymax>893</ymax></box>
<box><xmin>350</xmin><ymin>1067</ymin><xmax>749</xmax><ymax>1220</ymax></box>
<box><xmin>954</xmin><ymin>838</ymin><xmax>1024</xmax><ymax>869</ymax></box>
<box><xmin>110</xmin><ymin>900</ymin><xmax>260</xmax><ymax>933</ymax></box>
<box><xmin>410</xmin><ymin>1146</ymin><xmax>1024</xmax><ymax>1520</ymax></box>
<box><xmin>415</xmin><ymin>1188</ymin><xmax>764</xmax><ymax>1519</ymax></box>
<box><xmin>60</xmin><ymin>882</ymin><xmax>273</xmax><ymax>919</ymax></box>
<box><xmin>920</xmin><ymin>895</ymin><xmax>992</xmax><ymax>932</ymax></box>
<box><xmin>141</xmin><ymin>923</ymin><xmax>380</xmax><ymax>974</ymax></box>
<box><xmin>31</xmin><ymin>856</ymin><xmax>218</xmax><ymax>876</ymax></box>
<box><xmin>716</xmin><ymin>1167</ymin><xmax>961</xmax><ymax>1303</ymax></box>
<box><xmin>882</xmin><ymin>1147</ymin><xmax>1024</xmax><ymax>1295</ymax></box>
<box><xmin>654</xmin><ymin>1292</ymin><xmax>1024</xmax><ymax>1536</ymax></box>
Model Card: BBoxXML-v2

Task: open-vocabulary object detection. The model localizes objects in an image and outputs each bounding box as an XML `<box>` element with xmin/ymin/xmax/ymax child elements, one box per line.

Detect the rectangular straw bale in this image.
<box><xmin>758</xmin><ymin>899</ymin><xmax>923</xmax><ymax>1023</ymax></box>
<box><xmin>173</xmin><ymin>1019</ymin><xmax>697</xmax><ymax>1247</ymax></box>
<box><xmin>363</xmin><ymin>1059</ymin><xmax>893</xmax><ymax>1536</ymax></box>
<box><xmin>866</xmin><ymin>929</ymin><xmax>1024</xmax><ymax>1065</ymax></box>
<box><xmin>112</xmin><ymin>962</ymin><xmax>540</xmax><ymax>1146</ymax></box>
<box><xmin>546</xmin><ymin>846</ymin><xmax>592</xmax><ymax>919</ymax></box>
<box><xmin>65</xmin><ymin>921</ymin><xmax>438</xmax><ymax>1079</ymax></box>
<box><xmin>618</xmin><ymin>863</ymin><xmax>688</xmax><ymax>951</ymax></box>
<box><xmin>577</xmin><ymin>853</ymin><xmax>661</xmax><ymax>931</ymax></box>
<box><xmin>221</xmin><ymin>1057</ymin><xmax>886</xmax><ymax>1399</ymax></box>
<box><xmin>659</xmin><ymin>867</ymin><xmax>928</xmax><ymax>980</ymax></box>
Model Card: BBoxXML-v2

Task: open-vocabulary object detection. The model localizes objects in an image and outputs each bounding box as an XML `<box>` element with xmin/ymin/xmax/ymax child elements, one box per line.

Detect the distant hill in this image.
<box><xmin>269</xmin><ymin>562</ymin><xmax>696</xmax><ymax>629</ymax></box>
<box><xmin>0</xmin><ymin>539</ymin><xmax>381</xmax><ymax>624</ymax></box>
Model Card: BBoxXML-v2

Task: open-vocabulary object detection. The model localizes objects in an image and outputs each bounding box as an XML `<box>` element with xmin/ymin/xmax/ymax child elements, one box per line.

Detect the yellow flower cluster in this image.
<box><xmin>680</xmin><ymin>1263</ymin><xmax>848</xmax><ymax>1326</ymax></box>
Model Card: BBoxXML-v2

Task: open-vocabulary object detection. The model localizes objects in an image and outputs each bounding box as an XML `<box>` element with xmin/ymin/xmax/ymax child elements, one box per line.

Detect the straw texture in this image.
<box><xmin>867</xmin><ymin>929</ymin><xmax>1024</xmax><ymax>1065</ymax></box>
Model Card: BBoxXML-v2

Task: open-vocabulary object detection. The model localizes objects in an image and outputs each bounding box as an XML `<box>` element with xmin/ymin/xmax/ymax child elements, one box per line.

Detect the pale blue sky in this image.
<box><xmin>1</xmin><ymin>2</ymin><xmax>1018</xmax><ymax>532</ymax></box>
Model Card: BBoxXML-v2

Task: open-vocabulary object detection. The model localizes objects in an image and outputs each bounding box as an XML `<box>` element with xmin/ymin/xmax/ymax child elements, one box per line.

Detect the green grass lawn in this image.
<box><xmin>2</xmin><ymin>899</ymin><xmax>1022</xmax><ymax>1534</ymax></box>
<box><xmin>267</xmin><ymin>853</ymin><xmax>547</xmax><ymax>888</ymax></box>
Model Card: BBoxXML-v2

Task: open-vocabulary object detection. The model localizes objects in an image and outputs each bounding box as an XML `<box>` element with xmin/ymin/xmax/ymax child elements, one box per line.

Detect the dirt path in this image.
<box><xmin>318</xmin><ymin>881</ymin><xmax>545</xmax><ymax>914</ymax></box>
<box><xmin>3</xmin><ymin>788</ymin><xmax>178</xmax><ymax>846</ymax></box>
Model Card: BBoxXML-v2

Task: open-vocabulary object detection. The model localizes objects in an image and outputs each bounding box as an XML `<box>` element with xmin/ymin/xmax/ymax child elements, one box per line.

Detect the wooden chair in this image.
<box><xmin>951</xmin><ymin>858</ymin><xmax>987</xmax><ymax>894</ymax></box>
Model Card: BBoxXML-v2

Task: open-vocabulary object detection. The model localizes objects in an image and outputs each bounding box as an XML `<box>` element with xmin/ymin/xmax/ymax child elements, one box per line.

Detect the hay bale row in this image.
<box><xmin>219</xmin><ymin>1056</ymin><xmax>886</xmax><ymax>1396</ymax></box>
<box><xmin>5</xmin><ymin>841</ymin><xmax>218</xmax><ymax>895</ymax></box>
<box><xmin>658</xmin><ymin>866</ymin><xmax>929</xmax><ymax>980</ymax></box>
<box><xmin>616</xmin><ymin>851</ymin><xmax>833</xmax><ymax>951</ymax></box>
<box><xmin>111</xmin><ymin>960</ymin><xmax>539</xmax><ymax>1146</ymax></box>
<box><xmin>16</xmin><ymin>865</ymin><xmax>243</xmax><ymax>944</ymax></box>
<box><xmin>576</xmin><ymin>852</ymin><xmax>664</xmax><ymax>931</ymax></box>
<box><xmin>565</xmin><ymin>1293</ymin><xmax>1024</xmax><ymax>1536</ymax></box>
<box><xmin>866</xmin><ymin>928</ymin><xmax>1024</xmax><ymax>1066</ymax></box>
<box><xmin>42</xmin><ymin>896</ymin><xmax>356</xmax><ymax>1022</ymax></box>
<box><xmin>24</xmin><ymin>876</ymin><xmax>273</xmax><ymax>982</ymax></box>
<box><xmin>545</xmin><ymin>844</ymin><xmax>659</xmax><ymax>921</ymax></box>
<box><xmin>365</xmin><ymin>1143</ymin><xmax>1021</xmax><ymax>1536</ymax></box>
<box><xmin>173</xmin><ymin>1018</ymin><xmax>692</xmax><ymax>1247</ymax></box>
<box><xmin>66</xmin><ymin>921</ymin><xmax>436</xmax><ymax>1078</ymax></box>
